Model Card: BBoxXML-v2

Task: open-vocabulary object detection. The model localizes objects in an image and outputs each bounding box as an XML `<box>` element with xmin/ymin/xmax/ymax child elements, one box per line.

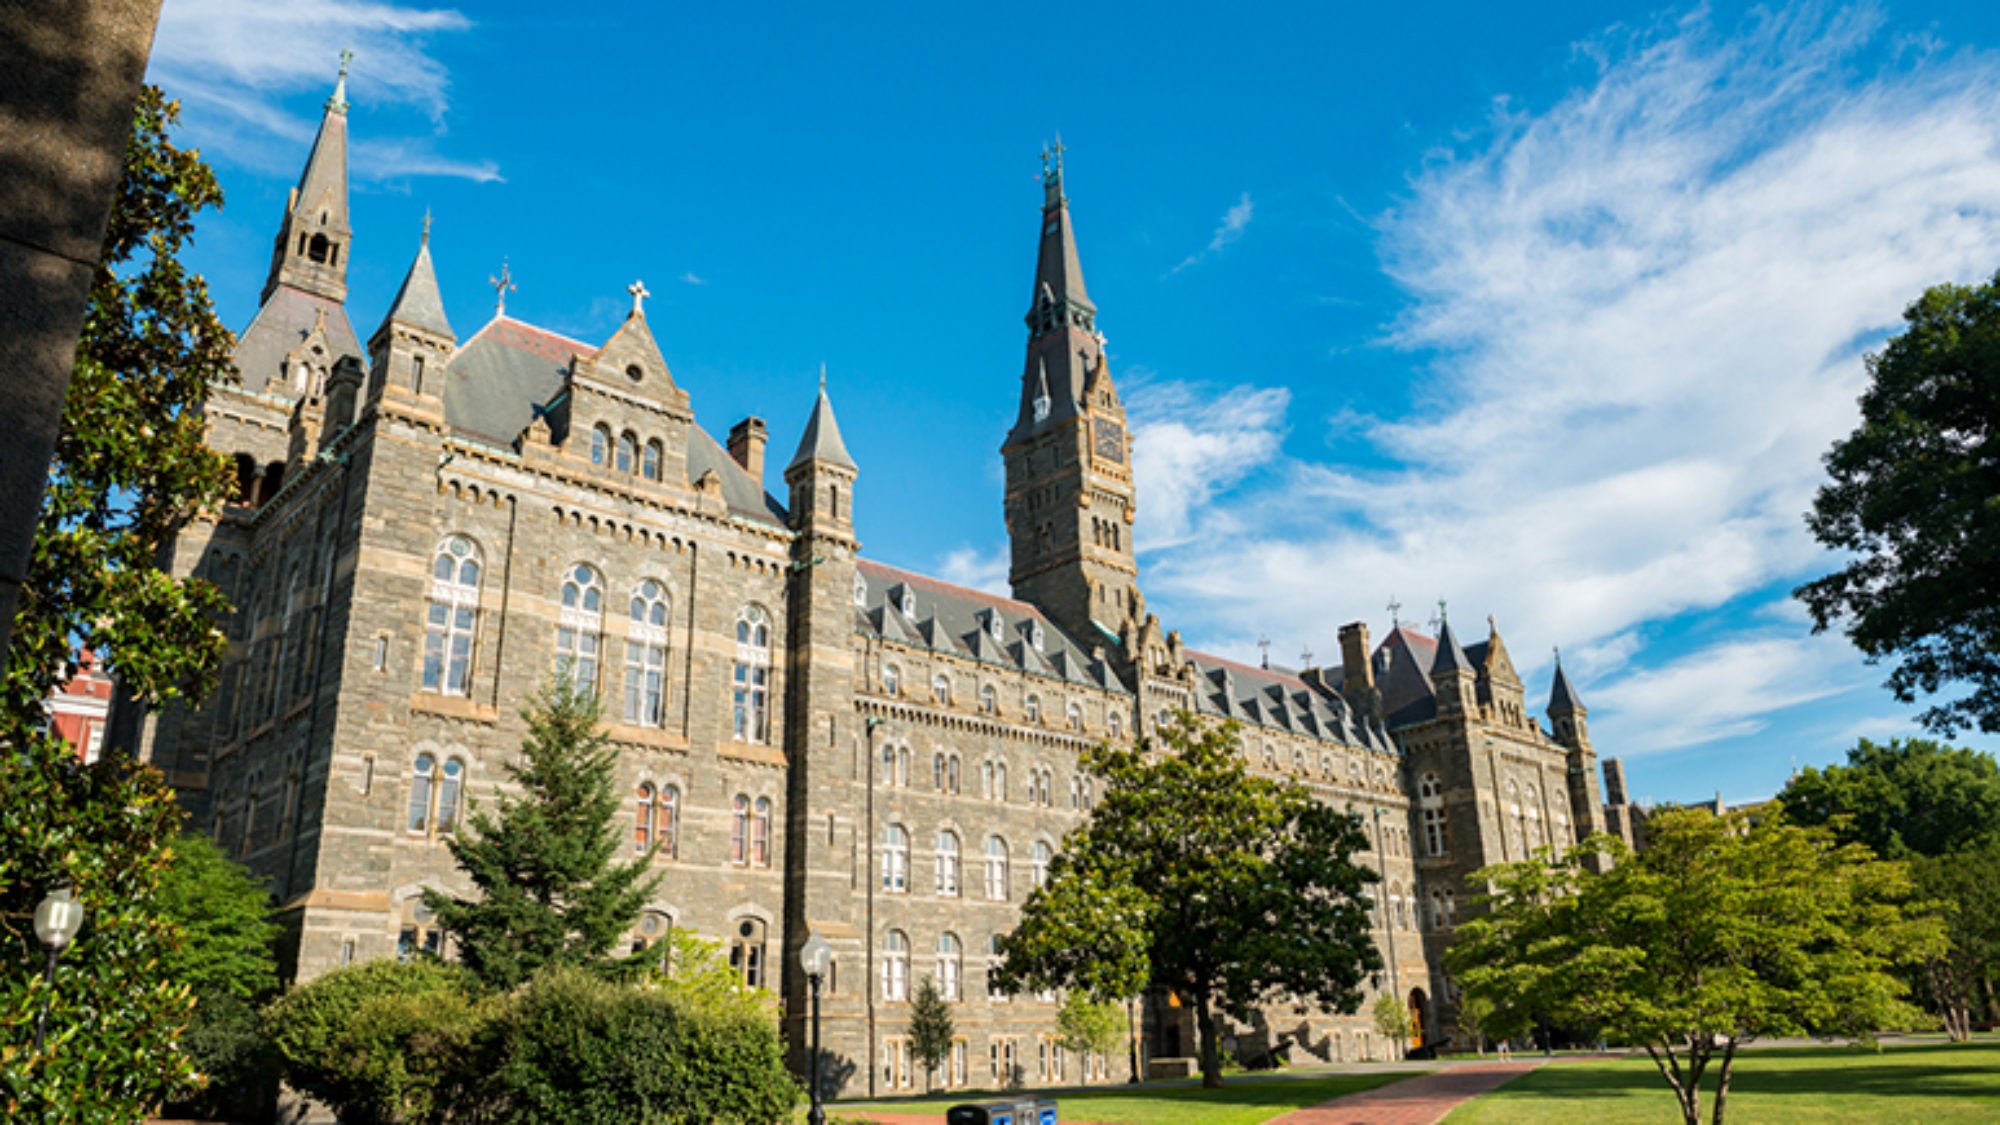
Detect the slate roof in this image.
<box><xmin>1549</xmin><ymin>661</ymin><xmax>1586</xmax><ymax>713</ymax></box>
<box><xmin>232</xmin><ymin>285</ymin><xmax>363</xmax><ymax>397</ymax></box>
<box><xmin>789</xmin><ymin>382</ymin><xmax>855</xmax><ymax>471</ymax></box>
<box><xmin>854</xmin><ymin>559</ymin><xmax>1128</xmax><ymax>695</ymax></box>
<box><xmin>382</xmin><ymin>239</ymin><xmax>453</xmax><ymax>339</ymax></box>
<box><xmin>439</xmin><ymin>316</ymin><xmax>788</xmax><ymax>528</ymax></box>
<box><xmin>1182</xmin><ymin>650</ymin><xmax>1393</xmax><ymax>753</ymax></box>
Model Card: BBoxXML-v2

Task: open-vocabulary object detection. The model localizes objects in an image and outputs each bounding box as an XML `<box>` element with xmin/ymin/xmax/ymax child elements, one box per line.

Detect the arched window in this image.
<box><xmin>591</xmin><ymin>424</ymin><xmax>610</xmax><ymax>466</ymax></box>
<box><xmin>992</xmin><ymin>761</ymin><xmax>1007</xmax><ymax>802</ymax></box>
<box><xmin>882</xmin><ymin>930</ymin><xmax>909</xmax><ymax>1000</ymax></box>
<box><xmin>1109</xmin><ymin>710</ymin><xmax>1123</xmax><ymax>738</ymax></box>
<box><xmin>933</xmin><ymin>673</ymin><xmax>951</xmax><ymax>705</ymax></box>
<box><xmin>1066</xmin><ymin>700</ymin><xmax>1083</xmax><ymax>730</ymax></box>
<box><xmin>635</xmin><ymin>783</ymin><xmax>657</xmax><ymax>853</ymax></box>
<box><xmin>883</xmin><ymin>824</ymin><xmax>909</xmax><ymax>892</ymax></box>
<box><xmin>408</xmin><ymin>753</ymin><xmax>435</xmax><ymax>833</ymax></box>
<box><xmin>1069</xmin><ymin>775</ymin><xmax>1082</xmax><ymax>810</ymax></box>
<box><xmin>947</xmin><ymin>754</ymin><xmax>961</xmax><ymax>793</ymax></box>
<box><xmin>883</xmin><ymin>663</ymin><xmax>901</xmax><ymax>695</ymax></box>
<box><xmin>1420</xmin><ymin>772</ymin><xmax>1448</xmax><ymax>857</ymax></box>
<box><xmin>1032</xmin><ymin>840</ymin><xmax>1052</xmax><ymax>888</ymax></box>
<box><xmin>625</xmin><ymin>580</ymin><xmax>670</xmax><ymax>727</ymax></box>
<box><xmin>422</xmin><ymin>537</ymin><xmax>481</xmax><ymax>695</ymax></box>
<box><xmin>732</xmin><ymin>606</ymin><xmax>771</xmax><ymax>743</ymax></box>
<box><xmin>984</xmin><ymin>836</ymin><xmax>1009</xmax><ymax>901</ymax></box>
<box><xmin>556</xmin><ymin>564</ymin><xmax>603</xmax><ymax>690</ymax></box>
<box><xmin>989</xmin><ymin>934</ymin><xmax>1010</xmax><ymax>1003</ymax></box>
<box><xmin>1391</xmin><ymin>885</ymin><xmax>1406</xmax><ymax>930</ymax></box>
<box><xmin>933</xmin><ymin>752</ymin><xmax>947</xmax><ymax>792</ymax></box>
<box><xmin>936</xmin><ymin>830</ymin><xmax>961</xmax><ymax>896</ymax></box>
<box><xmin>1553</xmin><ymin>809</ymin><xmax>1570</xmax><ymax>857</ymax></box>
<box><xmin>730</xmin><ymin>917</ymin><xmax>768</xmax><ymax>988</ymax></box>
<box><xmin>938</xmin><ymin>932</ymin><xmax>963</xmax><ymax>1001</ymax></box>
<box><xmin>642</xmin><ymin>439</ymin><xmax>662</xmax><ymax>481</ymax></box>
<box><xmin>1026</xmin><ymin>695</ymin><xmax>1041</xmax><ymax>724</ymax></box>
<box><xmin>1445</xmin><ymin>890</ymin><xmax>1457</xmax><ymax>928</ymax></box>
<box><xmin>752</xmin><ymin>797</ymin><xmax>773</xmax><ymax>867</ymax></box>
<box><xmin>659</xmin><ymin>785</ymin><xmax>680</xmax><ymax>858</ymax></box>
<box><xmin>437</xmin><ymin>759</ymin><xmax>463</xmax><ymax>835</ymax></box>
<box><xmin>615</xmin><ymin>431</ymin><xmax>636</xmax><ymax>474</ymax></box>
<box><xmin>853</xmin><ymin>572</ymin><xmax>868</xmax><ymax>607</ymax></box>
<box><xmin>980</xmin><ymin>683</ymin><xmax>997</xmax><ymax>714</ymax></box>
<box><xmin>731</xmin><ymin>795</ymin><xmax>750</xmax><ymax>865</ymax></box>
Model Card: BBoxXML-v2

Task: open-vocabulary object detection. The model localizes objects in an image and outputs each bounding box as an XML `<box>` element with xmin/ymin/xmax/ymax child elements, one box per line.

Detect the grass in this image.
<box><xmin>841</xmin><ymin>1069</ymin><xmax>1421</xmax><ymax>1125</ymax></box>
<box><xmin>1444</xmin><ymin>1039</ymin><xmax>2000</xmax><ymax>1124</ymax></box>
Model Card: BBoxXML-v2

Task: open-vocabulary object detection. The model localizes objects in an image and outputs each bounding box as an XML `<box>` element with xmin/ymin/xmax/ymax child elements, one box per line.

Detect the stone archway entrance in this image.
<box><xmin>1408</xmin><ymin>988</ymin><xmax>1427</xmax><ymax>1049</ymax></box>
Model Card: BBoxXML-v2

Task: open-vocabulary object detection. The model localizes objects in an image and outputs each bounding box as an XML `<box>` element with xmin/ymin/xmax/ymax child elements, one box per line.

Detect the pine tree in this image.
<box><xmin>907</xmin><ymin>976</ymin><xmax>955</xmax><ymax>1092</ymax></box>
<box><xmin>424</xmin><ymin>675</ymin><xmax>662</xmax><ymax>989</ymax></box>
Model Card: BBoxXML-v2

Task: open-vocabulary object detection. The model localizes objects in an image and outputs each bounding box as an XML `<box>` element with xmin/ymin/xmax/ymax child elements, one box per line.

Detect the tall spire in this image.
<box><xmin>1030</xmin><ymin>136</ymin><xmax>1094</xmax><ymax>334</ymax></box>
<box><xmin>1549</xmin><ymin>652</ymin><xmax>1586</xmax><ymax>714</ymax></box>
<box><xmin>1009</xmin><ymin>140</ymin><xmax>1107</xmax><ymax>446</ymax></box>
<box><xmin>262</xmin><ymin>54</ymin><xmax>354</xmax><ymax>304</ymax></box>
<box><xmin>376</xmin><ymin>218</ymin><xmax>453</xmax><ymax>342</ymax></box>
<box><xmin>789</xmin><ymin>370</ymin><xmax>856</xmax><ymax>472</ymax></box>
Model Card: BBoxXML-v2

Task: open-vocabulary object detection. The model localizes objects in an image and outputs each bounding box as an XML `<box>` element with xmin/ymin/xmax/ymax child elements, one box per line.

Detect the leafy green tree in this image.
<box><xmin>1909</xmin><ymin>843</ymin><xmax>2000</xmax><ymax>1040</ymax></box>
<box><xmin>1794</xmin><ymin>274</ymin><xmax>2000</xmax><ymax>737</ymax></box>
<box><xmin>646</xmin><ymin>928</ymin><xmax>778</xmax><ymax>1022</ymax></box>
<box><xmin>1372</xmin><ymin>993</ymin><xmax>1413</xmax><ymax>1059</ymax></box>
<box><xmin>424</xmin><ymin>675</ymin><xmax>663</xmax><ymax>989</ymax></box>
<box><xmin>155</xmin><ymin>831</ymin><xmax>282</xmax><ymax>1119</ymax></box>
<box><xmin>996</xmin><ymin>713</ymin><xmax>1380</xmax><ymax>1088</ymax></box>
<box><xmin>907</xmin><ymin>976</ymin><xmax>955</xmax><ymax>1092</ymax></box>
<box><xmin>1777</xmin><ymin>738</ymin><xmax>2000</xmax><ymax>858</ymax></box>
<box><xmin>1448</xmin><ymin>810</ymin><xmax>1941</xmax><ymax>1125</ymax></box>
<box><xmin>1055</xmin><ymin>993</ymin><xmax>1125</xmax><ymax>1085</ymax></box>
<box><xmin>0</xmin><ymin>85</ymin><xmax>236</xmax><ymax>1122</ymax></box>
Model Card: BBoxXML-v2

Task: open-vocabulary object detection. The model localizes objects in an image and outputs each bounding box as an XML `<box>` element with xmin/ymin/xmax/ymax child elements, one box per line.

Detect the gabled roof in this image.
<box><xmin>1432</xmin><ymin>618</ymin><xmax>1472</xmax><ymax>675</ymax></box>
<box><xmin>1549</xmin><ymin>660</ymin><xmax>1586</xmax><ymax>714</ymax></box>
<box><xmin>1181</xmin><ymin>649</ymin><xmax>1391</xmax><ymax>753</ymax></box>
<box><xmin>381</xmin><ymin>237</ymin><xmax>453</xmax><ymax>340</ymax></box>
<box><xmin>854</xmin><ymin>559</ymin><xmax>1126</xmax><ymax>694</ymax></box>
<box><xmin>232</xmin><ymin>285</ymin><xmax>363</xmax><ymax>398</ymax></box>
<box><xmin>789</xmin><ymin>380</ymin><xmax>855</xmax><ymax>472</ymax></box>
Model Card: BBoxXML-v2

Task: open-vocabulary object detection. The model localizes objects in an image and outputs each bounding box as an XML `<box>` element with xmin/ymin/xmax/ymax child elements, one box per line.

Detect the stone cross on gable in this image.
<box><xmin>1387</xmin><ymin>596</ymin><xmax>1402</xmax><ymax>627</ymax></box>
<box><xmin>490</xmin><ymin>258</ymin><xmax>516</xmax><ymax>316</ymax></box>
<box><xmin>628</xmin><ymin>279</ymin><xmax>649</xmax><ymax>317</ymax></box>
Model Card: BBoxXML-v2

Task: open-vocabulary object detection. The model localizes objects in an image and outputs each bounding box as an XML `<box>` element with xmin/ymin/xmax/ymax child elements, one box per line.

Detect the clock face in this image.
<box><xmin>1093</xmin><ymin>417</ymin><xmax>1126</xmax><ymax>464</ymax></box>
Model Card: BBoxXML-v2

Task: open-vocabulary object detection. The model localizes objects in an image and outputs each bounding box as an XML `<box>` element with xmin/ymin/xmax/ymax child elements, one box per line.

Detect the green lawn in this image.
<box><xmin>841</xmin><ymin>1069</ymin><xmax>1420</xmax><ymax>1125</ymax></box>
<box><xmin>1444</xmin><ymin>1039</ymin><xmax>2000</xmax><ymax>1124</ymax></box>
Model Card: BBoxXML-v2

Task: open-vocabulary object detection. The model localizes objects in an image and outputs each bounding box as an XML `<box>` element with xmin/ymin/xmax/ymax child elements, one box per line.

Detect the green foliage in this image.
<box><xmin>425</xmin><ymin>675</ymin><xmax>663</xmax><ymax>989</ymax></box>
<box><xmin>1447</xmin><ymin>810</ymin><xmax>1943</xmax><ymax>1125</ymax></box>
<box><xmin>1794</xmin><ymin>274</ymin><xmax>2000</xmax><ymax>737</ymax></box>
<box><xmin>996</xmin><ymin>713</ymin><xmax>1380</xmax><ymax>1088</ymax></box>
<box><xmin>1055</xmin><ymin>994</ymin><xmax>1126</xmax><ymax>1084</ymax></box>
<box><xmin>1777</xmin><ymin>738</ymin><xmax>2000</xmax><ymax>858</ymax></box>
<box><xmin>167</xmin><ymin>994</ymin><xmax>278</xmax><ymax>1122</ymax></box>
<box><xmin>263</xmin><ymin>958</ymin><xmax>490</xmax><ymax>1125</ymax></box>
<box><xmin>0</xmin><ymin>84</ymin><xmax>235</xmax><ymax>1124</ymax></box>
<box><xmin>1908</xmin><ymin>841</ymin><xmax>2000</xmax><ymax>1040</ymax></box>
<box><xmin>907</xmin><ymin>976</ymin><xmax>955</xmax><ymax>1090</ymax></box>
<box><xmin>483</xmin><ymin>967</ymin><xmax>801</xmax><ymax>1125</ymax></box>
<box><xmin>1371</xmin><ymin>993</ymin><xmax>1413</xmax><ymax>1057</ymax></box>
<box><xmin>156</xmin><ymin>830</ymin><xmax>281</xmax><ymax>1002</ymax></box>
<box><xmin>644</xmin><ymin>927</ymin><xmax>779</xmax><ymax>1023</ymax></box>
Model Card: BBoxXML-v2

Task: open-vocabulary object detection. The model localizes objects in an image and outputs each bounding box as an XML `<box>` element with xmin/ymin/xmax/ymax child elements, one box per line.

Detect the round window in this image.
<box><xmin>738</xmin><ymin>920</ymin><xmax>756</xmax><ymax>938</ymax></box>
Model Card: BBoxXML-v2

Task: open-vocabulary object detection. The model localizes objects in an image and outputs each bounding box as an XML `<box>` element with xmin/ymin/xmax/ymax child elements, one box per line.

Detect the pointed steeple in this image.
<box><xmin>1030</xmin><ymin>138</ymin><xmax>1094</xmax><ymax>327</ymax></box>
<box><xmin>1432</xmin><ymin>616</ymin><xmax>1471</xmax><ymax>675</ymax></box>
<box><xmin>1482</xmin><ymin>614</ymin><xmax>1522</xmax><ymax>685</ymax></box>
<box><xmin>1549</xmin><ymin>654</ymin><xmax>1586</xmax><ymax>715</ymax></box>
<box><xmin>1008</xmin><ymin>140</ymin><xmax>1109</xmax><ymax>445</ymax></box>
<box><xmin>789</xmin><ymin>366</ymin><xmax>856</xmax><ymax>472</ymax></box>
<box><xmin>263</xmin><ymin>53</ymin><xmax>354</xmax><ymax>305</ymax></box>
<box><xmin>377</xmin><ymin>216</ymin><xmax>454</xmax><ymax>342</ymax></box>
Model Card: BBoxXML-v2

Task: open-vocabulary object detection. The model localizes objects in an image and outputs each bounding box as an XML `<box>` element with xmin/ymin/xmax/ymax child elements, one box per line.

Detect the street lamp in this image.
<box><xmin>32</xmin><ymin>886</ymin><xmax>85</xmax><ymax>1051</ymax></box>
<box><xmin>800</xmin><ymin>930</ymin><xmax>833</xmax><ymax>1125</ymax></box>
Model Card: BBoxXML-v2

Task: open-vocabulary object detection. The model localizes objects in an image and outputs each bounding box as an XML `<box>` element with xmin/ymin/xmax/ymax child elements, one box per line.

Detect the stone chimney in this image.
<box><xmin>728</xmin><ymin>416</ymin><xmax>768</xmax><ymax>482</ymax></box>
<box><xmin>1603</xmin><ymin>758</ymin><xmax>1630</xmax><ymax>806</ymax></box>
<box><xmin>1338</xmin><ymin>622</ymin><xmax>1381</xmax><ymax>721</ymax></box>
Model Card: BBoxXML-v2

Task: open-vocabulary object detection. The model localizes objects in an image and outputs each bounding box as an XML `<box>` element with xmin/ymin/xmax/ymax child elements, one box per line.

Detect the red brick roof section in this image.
<box><xmin>1185</xmin><ymin>647</ymin><xmax>1311</xmax><ymax>693</ymax></box>
<box><xmin>485</xmin><ymin>316</ymin><xmax>594</xmax><ymax>365</ymax></box>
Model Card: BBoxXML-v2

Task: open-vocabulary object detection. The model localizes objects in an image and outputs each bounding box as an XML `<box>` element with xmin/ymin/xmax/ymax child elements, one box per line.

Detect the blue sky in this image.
<box><xmin>149</xmin><ymin>0</ymin><xmax>2000</xmax><ymax>805</ymax></box>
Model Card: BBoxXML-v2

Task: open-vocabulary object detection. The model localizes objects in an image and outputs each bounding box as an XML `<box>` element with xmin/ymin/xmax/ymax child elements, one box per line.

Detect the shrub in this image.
<box><xmin>485</xmin><ymin>967</ymin><xmax>800</xmax><ymax>1125</ymax></box>
<box><xmin>263</xmin><ymin>958</ymin><xmax>492</xmax><ymax>1125</ymax></box>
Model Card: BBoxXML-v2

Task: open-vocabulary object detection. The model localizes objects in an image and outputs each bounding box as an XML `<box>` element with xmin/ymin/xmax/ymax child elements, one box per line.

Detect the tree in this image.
<box><xmin>644</xmin><ymin>928</ymin><xmax>779</xmax><ymax>1023</ymax></box>
<box><xmin>424</xmin><ymin>675</ymin><xmax>663</xmax><ymax>989</ymax></box>
<box><xmin>0</xmin><ymin>85</ymin><xmax>236</xmax><ymax>1122</ymax></box>
<box><xmin>1448</xmin><ymin>809</ymin><xmax>1941</xmax><ymax>1125</ymax></box>
<box><xmin>155</xmin><ymin>831</ymin><xmax>282</xmax><ymax>1120</ymax></box>
<box><xmin>907</xmin><ymin>976</ymin><xmax>954</xmax><ymax>1093</ymax></box>
<box><xmin>1794</xmin><ymin>274</ymin><xmax>2000</xmax><ymax>737</ymax></box>
<box><xmin>1372</xmin><ymin>993</ymin><xmax>1414</xmax><ymax>1060</ymax></box>
<box><xmin>995</xmin><ymin>713</ymin><xmax>1380</xmax><ymax>1088</ymax></box>
<box><xmin>1055</xmin><ymin>994</ymin><xmax>1125</xmax><ymax>1085</ymax></box>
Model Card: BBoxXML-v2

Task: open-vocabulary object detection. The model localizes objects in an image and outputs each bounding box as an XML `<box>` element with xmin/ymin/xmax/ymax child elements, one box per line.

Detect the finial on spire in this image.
<box><xmin>1039</xmin><ymin>135</ymin><xmax>1068</xmax><ymax>205</ymax></box>
<box><xmin>1437</xmin><ymin>597</ymin><xmax>1449</xmax><ymax>624</ymax></box>
<box><xmin>1387</xmin><ymin>595</ymin><xmax>1402</xmax><ymax>627</ymax></box>
<box><xmin>1258</xmin><ymin>635</ymin><xmax>1271</xmax><ymax>669</ymax></box>
<box><xmin>490</xmin><ymin>258</ymin><xmax>516</xmax><ymax>317</ymax></box>
<box><xmin>1553</xmin><ymin>645</ymin><xmax>1562</xmax><ymax>666</ymax></box>
<box><xmin>328</xmin><ymin>48</ymin><xmax>354</xmax><ymax>113</ymax></box>
<box><xmin>421</xmin><ymin>208</ymin><xmax>432</xmax><ymax>246</ymax></box>
<box><xmin>1488</xmin><ymin>613</ymin><xmax>1498</xmax><ymax>633</ymax></box>
<box><xmin>1300</xmin><ymin>646</ymin><xmax>1314</xmax><ymax>669</ymax></box>
<box><xmin>627</xmin><ymin>279</ymin><xmax>649</xmax><ymax>317</ymax></box>
<box><xmin>818</xmin><ymin>362</ymin><xmax>827</xmax><ymax>393</ymax></box>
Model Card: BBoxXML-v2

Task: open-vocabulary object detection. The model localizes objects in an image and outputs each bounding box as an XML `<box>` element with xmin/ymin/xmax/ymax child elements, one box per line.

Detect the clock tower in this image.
<box><xmin>1002</xmin><ymin>143</ymin><xmax>1144</xmax><ymax>653</ymax></box>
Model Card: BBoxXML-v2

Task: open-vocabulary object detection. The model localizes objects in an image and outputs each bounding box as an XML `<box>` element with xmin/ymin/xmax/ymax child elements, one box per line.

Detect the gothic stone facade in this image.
<box><xmin>127</xmin><ymin>83</ymin><xmax>1644</xmax><ymax>1097</ymax></box>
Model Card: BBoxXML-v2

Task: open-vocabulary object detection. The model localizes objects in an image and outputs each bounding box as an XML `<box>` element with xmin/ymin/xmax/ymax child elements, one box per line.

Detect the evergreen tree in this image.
<box><xmin>0</xmin><ymin>86</ymin><xmax>236</xmax><ymax>1121</ymax></box>
<box><xmin>906</xmin><ymin>976</ymin><xmax>955</xmax><ymax>1092</ymax></box>
<box><xmin>424</xmin><ymin>675</ymin><xmax>662</xmax><ymax>989</ymax></box>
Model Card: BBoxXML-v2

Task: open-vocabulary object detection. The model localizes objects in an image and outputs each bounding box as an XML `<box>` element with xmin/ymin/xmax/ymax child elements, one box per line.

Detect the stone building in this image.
<box><xmin>128</xmin><ymin>73</ymin><xmax>1635</xmax><ymax>1095</ymax></box>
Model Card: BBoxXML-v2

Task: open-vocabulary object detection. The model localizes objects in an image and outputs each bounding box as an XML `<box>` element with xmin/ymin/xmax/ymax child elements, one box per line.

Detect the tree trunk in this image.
<box><xmin>1710</xmin><ymin>1038</ymin><xmax>1738</xmax><ymax>1125</ymax></box>
<box><xmin>1194</xmin><ymin>995</ymin><xmax>1223</xmax><ymax>1088</ymax></box>
<box><xmin>1644</xmin><ymin>1043</ymin><xmax>1702</xmax><ymax>1125</ymax></box>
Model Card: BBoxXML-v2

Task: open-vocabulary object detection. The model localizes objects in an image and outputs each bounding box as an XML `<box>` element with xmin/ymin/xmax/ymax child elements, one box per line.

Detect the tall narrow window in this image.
<box><xmin>407</xmin><ymin>753</ymin><xmax>435</xmax><ymax>833</ymax></box>
<box><xmin>883</xmin><ymin>930</ymin><xmax>909</xmax><ymax>1001</ymax></box>
<box><xmin>642</xmin><ymin>439</ymin><xmax>662</xmax><ymax>481</ymax></box>
<box><xmin>660</xmin><ymin>785</ymin><xmax>680</xmax><ymax>858</ymax></box>
<box><xmin>635</xmin><ymin>783</ymin><xmax>657</xmax><ymax>853</ymax></box>
<box><xmin>732</xmin><ymin>606</ymin><xmax>771</xmax><ymax>743</ymax></box>
<box><xmin>732</xmin><ymin>795</ymin><xmax>750</xmax><ymax>865</ymax></box>
<box><xmin>615</xmin><ymin>431</ymin><xmax>636</xmax><ymax>474</ymax></box>
<box><xmin>730</xmin><ymin>918</ymin><xmax>768</xmax><ymax>988</ymax></box>
<box><xmin>1066</xmin><ymin>700</ymin><xmax>1083</xmax><ymax>730</ymax></box>
<box><xmin>1026</xmin><ymin>695</ymin><xmax>1041</xmax><ymax>724</ymax></box>
<box><xmin>980</xmin><ymin>683</ymin><xmax>997</xmax><ymax>714</ymax></box>
<box><xmin>938</xmin><ymin>932</ymin><xmax>963</xmax><ymax>1001</ymax></box>
<box><xmin>624</xmin><ymin>580</ymin><xmax>670</xmax><ymax>726</ymax></box>
<box><xmin>1031</xmin><ymin>840</ymin><xmax>1052</xmax><ymax>888</ymax></box>
<box><xmin>422</xmin><ymin>537</ymin><xmax>481</xmax><ymax>696</ymax></box>
<box><xmin>591</xmin><ymin>424</ymin><xmax>610</xmax><ymax>466</ymax></box>
<box><xmin>752</xmin><ymin>797</ymin><xmax>773</xmax><ymax>867</ymax></box>
<box><xmin>1419</xmin><ymin>772</ymin><xmax>1448</xmax><ymax>858</ymax></box>
<box><xmin>989</xmin><ymin>935</ymin><xmax>1010</xmax><ymax>1003</ymax></box>
<box><xmin>883</xmin><ymin>824</ymin><xmax>909</xmax><ymax>892</ymax></box>
<box><xmin>984</xmin><ymin>836</ymin><xmax>1009</xmax><ymax>901</ymax></box>
<box><xmin>555</xmin><ymin>564</ymin><xmax>603</xmax><ymax>690</ymax></box>
<box><xmin>936</xmin><ymin>830</ymin><xmax>961</xmax><ymax>896</ymax></box>
<box><xmin>993</xmin><ymin>761</ymin><xmax>1007</xmax><ymax>802</ymax></box>
<box><xmin>436</xmin><ymin>759</ymin><xmax>463</xmax><ymax>835</ymax></box>
<box><xmin>932</xmin><ymin>673</ymin><xmax>951</xmax><ymax>705</ymax></box>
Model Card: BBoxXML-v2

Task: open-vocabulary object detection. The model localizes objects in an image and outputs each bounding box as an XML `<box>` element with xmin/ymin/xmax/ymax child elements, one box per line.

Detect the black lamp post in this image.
<box><xmin>32</xmin><ymin>886</ymin><xmax>85</xmax><ymax>1051</ymax></box>
<box><xmin>1127</xmin><ymin>996</ymin><xmax>1140</xmax><ymax>1083</ymax></box>
<box><xmin>800</xmin><ymin>930</ymin><xmax>833</xmax><ymax>1125</ymax></box>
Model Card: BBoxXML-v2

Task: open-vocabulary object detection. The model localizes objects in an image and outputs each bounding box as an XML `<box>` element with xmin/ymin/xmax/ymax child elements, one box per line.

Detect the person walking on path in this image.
<box><xmin>1496</xmin><ymin>1038</ymin><xmax>1512</xmax><ymax>1062</ymax></box>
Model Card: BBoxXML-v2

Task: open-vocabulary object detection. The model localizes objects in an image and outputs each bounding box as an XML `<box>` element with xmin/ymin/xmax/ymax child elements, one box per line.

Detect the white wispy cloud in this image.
<box><xmin>1168</xmin><ymin>192</ymin><xmax>1254</xmax><ymax>275</ymax></box>
<box><xmin>1129</xmin><ymin>3</ymin><xmax>2000</xmax><ymax>757</ymax></box>
<box><xmin>149</xmin><ymin>0</ymin><xmax>492</xmax><ymax>182</ymax></box>
<box><xmin>937</xmin><ymin>545</ymin><xmax>1010</xmax><ymax>596</ymax></box>
<box><xmin>1588</xmin><ymin>632</ymin><xmax>1866</xmax><ymax>756</ymax></box>
<box><xmin>681</xmin><ymin>272</ymin><xmax>708</xmax><ymax>286</ymax></box>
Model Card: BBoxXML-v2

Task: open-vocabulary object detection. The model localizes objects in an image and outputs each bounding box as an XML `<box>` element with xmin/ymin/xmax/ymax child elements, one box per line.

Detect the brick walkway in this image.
<box><xmin>1267</xmin><ymin>1063</ymin><xmax>1542</xmax><ymax>1125</ymax></box>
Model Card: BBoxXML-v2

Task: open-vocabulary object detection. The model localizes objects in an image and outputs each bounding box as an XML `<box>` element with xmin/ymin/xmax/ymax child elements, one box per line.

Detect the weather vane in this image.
<box><xmin>1387</xmin><ymin>595</ymin><xmax>1402</xmax><ymax>628</ymax></box>
<box><xmin>490</xmin><ymin>258</ymin><xmax>516</xmax><ymax>316</ymax></box>
<box><xmin>421</xmin><ymin>208</ymin><xmax>432</xmax><ymax>245</ymax></box>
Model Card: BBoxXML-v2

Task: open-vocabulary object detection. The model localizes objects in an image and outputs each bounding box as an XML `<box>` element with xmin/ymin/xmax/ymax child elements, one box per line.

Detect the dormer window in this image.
<box><xmin>853</xmin><ymin>573</ymin><xmax>868</xmax><ymax>607</ymax></box>
<box><xmin>1032</xmin><ymin>392</ymin><xmax>1051</xmax><ymax>423</ymax></box>
<box><xmin>1030</xmin><ymin>621</ymin><xmax>1045</xmax><ymax>650</ymax></box>
<box><xmin>987</xmin><ymin>611</ymin><xmax>1004</xmax><ymax>642</ymax></box>
<box><xmin>900</xmin><ymin>589</ymin><xmax>916</xmax><ymax>618</ymax></box>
